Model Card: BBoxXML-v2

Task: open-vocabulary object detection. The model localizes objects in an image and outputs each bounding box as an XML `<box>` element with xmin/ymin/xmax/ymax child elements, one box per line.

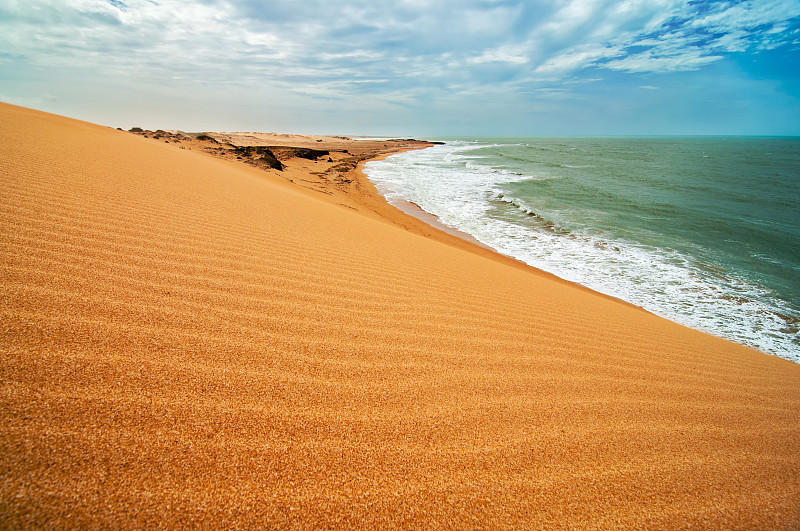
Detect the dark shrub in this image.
<box><xmin>292</xmin><ymin>148</ymin><xmax>329</xmax><ymax>160</ymax></box>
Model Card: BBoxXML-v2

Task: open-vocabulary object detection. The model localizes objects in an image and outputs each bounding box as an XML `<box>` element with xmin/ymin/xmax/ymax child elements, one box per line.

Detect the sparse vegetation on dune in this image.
<box><xmin>123</xmin><ymin>127</ymin><xmax>437</xmax><ymax>193</ymax></box>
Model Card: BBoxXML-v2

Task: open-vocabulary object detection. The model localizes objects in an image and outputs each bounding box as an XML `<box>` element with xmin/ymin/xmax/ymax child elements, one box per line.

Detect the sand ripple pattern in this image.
<box><xmin>2</xmin><ymin>104</ymin><xmax>800</xmax><ymax>529</ymax></box>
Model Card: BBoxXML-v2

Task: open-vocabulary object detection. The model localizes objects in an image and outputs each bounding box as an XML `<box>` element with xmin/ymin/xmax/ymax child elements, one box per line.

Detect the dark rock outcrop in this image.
<box><xmin>231</xmin><ymin>146</ymin><xmax>283</xmax><ymax>170</ymax></box>
<box><xmin>290</xmin><ymin>148</ymin><xmax>329</xmax><ymax>160</ymax></box>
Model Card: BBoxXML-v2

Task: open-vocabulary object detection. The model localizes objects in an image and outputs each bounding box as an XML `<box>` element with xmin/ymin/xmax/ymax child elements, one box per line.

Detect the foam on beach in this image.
<box><xmin>2</xmin><ymin>103</ymin><xmax>800</xmax><ymax>528</ymax></box>
<box><xmin>364</xmin><ymin>141</ymin><xmax>800</xmax><ymax>361</ymax></box>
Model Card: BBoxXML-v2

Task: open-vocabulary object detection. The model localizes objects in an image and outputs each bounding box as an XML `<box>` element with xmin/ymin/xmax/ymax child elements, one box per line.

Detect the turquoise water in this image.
<box><xmin>364</xmin><ymin>137</ymin><xmax>800</xmax><ymax>362</ymax></box>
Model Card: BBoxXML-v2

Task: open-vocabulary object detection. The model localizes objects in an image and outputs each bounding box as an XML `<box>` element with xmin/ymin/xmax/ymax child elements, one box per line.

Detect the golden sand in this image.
<box><xmin>1</xmin><ymin>102</ymin><xmax>799</xmax><ymax>529</ymax></box>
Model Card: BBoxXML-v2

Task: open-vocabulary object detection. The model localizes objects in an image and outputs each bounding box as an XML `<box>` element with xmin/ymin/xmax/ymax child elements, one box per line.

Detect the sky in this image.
<box><xmin>1</xmin><ymin>0</ymin><xmax>799</xmax><ymax>136</ymax></box>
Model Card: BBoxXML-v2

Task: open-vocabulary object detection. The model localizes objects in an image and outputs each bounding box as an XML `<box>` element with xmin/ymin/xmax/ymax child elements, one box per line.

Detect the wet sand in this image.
<box><xmin>2</xmin><ymin>102</ymin><xmax>799</xmax><ymax>529</ymax></box>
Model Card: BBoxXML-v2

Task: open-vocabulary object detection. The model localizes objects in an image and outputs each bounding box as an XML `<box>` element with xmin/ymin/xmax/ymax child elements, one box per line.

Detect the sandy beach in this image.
<box><xmin>2</xmin><ymin>102</ymin><xmax>800</xmax><ymax>528</ymax></box>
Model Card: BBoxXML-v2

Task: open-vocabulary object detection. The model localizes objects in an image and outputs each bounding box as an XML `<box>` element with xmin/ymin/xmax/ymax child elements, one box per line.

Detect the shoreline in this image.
<box><xmin>389</xmin><ymin>197</ymin><xmax>494</xmax><ymax>250</ymax></box>
<box><xmin>3</xmin><ymin>102</ymin><xmax>800</xmax><ymax>528</ymax></box>
<box><xmin>165</xmin><ymin>126</ymin><xmax>782</xmax><ymax>358</ymax></box>
<box><xmin>359</xmin><ymin>143</ymin><xmax>798</xmax><ymax>362</ymax></box>
<box><xmin>356</xmin><ymin>151</ymin><xmax>503</xmax><ymax>251</ymax></box>
<box><xmin>354</xmin><ymin>150</ymin><xmax>659</xmax><ymax>313</ymax></box>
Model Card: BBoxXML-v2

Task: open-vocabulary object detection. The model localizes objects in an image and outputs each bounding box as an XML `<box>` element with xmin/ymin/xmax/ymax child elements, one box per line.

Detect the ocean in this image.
<box><xmin>363</xmin><ymin>137</ymin><xmax>800</xmax><ymax>363</ymax></box>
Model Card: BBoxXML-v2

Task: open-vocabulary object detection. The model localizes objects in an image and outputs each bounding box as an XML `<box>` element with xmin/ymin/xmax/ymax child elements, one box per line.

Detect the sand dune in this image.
<box><xmin>1</xmin><ymin>102</ymin><xmax>799</xmax><ymax>529</ymax></box>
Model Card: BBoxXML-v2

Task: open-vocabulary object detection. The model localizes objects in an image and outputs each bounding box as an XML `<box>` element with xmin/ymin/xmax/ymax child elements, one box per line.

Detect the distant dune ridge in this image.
<box><xmin>1</xmin><ymin>102</ymin><xmax>799</xmax><ymax>528</ymax></box>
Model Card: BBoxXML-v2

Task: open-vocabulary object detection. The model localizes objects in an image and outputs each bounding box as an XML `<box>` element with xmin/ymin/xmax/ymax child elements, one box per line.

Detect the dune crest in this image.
<box><xmin>1</xmin><ymin>103</ymin><xmax>799</xmax><ymax>529</ymax></box>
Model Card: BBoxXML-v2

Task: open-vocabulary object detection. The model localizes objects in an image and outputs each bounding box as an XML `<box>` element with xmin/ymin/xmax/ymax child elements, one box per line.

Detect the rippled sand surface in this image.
<box><xmin>2</xmin><ymin>103</ymin><xmax>799</xmax><ymax>529</ymax></box>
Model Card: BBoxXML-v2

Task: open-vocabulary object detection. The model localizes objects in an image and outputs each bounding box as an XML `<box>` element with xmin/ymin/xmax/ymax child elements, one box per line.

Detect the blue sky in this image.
<box><xmin>1</xmin><ymin>0</ymin><xmax>798</xmax><ymax>136</ymax></box>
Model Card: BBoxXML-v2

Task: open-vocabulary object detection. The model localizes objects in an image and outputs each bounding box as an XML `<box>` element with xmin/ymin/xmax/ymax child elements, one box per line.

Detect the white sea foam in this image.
<box><xmin>364</xmin><ymin>142</ymin><xmax>799</xmax><ymax>363</ymax></box>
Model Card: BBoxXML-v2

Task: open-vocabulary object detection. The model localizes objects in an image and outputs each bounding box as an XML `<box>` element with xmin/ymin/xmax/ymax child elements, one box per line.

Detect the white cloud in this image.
<box><xmin>690</xmin><ymin>0</ymin><xmax>800</xmax><ymax>32</ymax></box>
<box><xmin>466</xmin><ymin>45</ymin><xmax>531</xmax><ymax>65</ymax></box>
<box><xmin>533</xmin><ymin>87</ymin><xmax>577</xmax><ymax>100</ymax></box>
<box><xmin>605</xmin><ymin>50</ymin><xmax>723</xmax><ymax>73</ymax></box>
<box><xmin>564</xmin><ymin>77</ymin><xmax>603</xmax><ymax>84</ymax></box>
<box><xmin>535</xmin><ymin>44</ymin><xmax>622</xmax><ymax>74</ymax></box>
<box><xmin>539</xmin><ymin>0</ymin><xmax>604</xmax><ymax>38</ymax></box>
<box><xmin>0</xmin><ymin>0</ymin><xmax>798</xmax><ymax>119</ymax></box>
<box><xmin>593</xmin><ymin>1</ymin><xmax>800</xmax><ymax>75</ymax></box>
